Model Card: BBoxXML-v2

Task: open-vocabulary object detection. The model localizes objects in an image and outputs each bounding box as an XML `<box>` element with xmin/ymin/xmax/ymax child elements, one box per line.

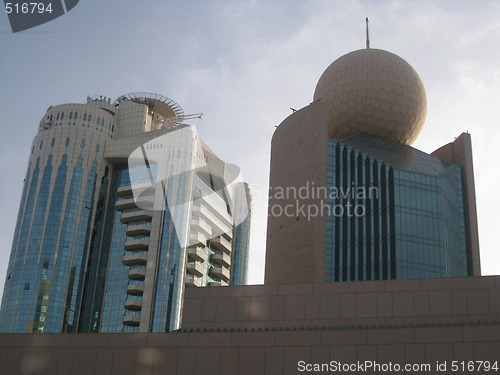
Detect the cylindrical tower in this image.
<box><xmin>0</xmin><ymin>98</ymin><xmax>115</xmax><ymax>332</ymax></box>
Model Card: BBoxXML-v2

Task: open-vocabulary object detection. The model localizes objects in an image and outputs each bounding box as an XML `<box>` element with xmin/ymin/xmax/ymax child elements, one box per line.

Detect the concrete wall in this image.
<box><xmin>1</xmin><ymin>276</ymin><xmax>498</xmax><ymax>374</ymax></box>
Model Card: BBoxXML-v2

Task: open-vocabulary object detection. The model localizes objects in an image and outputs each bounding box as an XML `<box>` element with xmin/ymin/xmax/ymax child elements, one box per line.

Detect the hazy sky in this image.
<box><xmin>0</xmin><ymin>0</ymin><xmax>499</xmax><ymax>296</ymax></box>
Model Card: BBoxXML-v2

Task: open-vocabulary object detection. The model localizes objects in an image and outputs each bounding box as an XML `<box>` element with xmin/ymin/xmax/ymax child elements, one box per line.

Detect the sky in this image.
<box><xmin>0</xmin><ymin>0</ymin><xmax>499</xmax><ymax>297</ymax></box>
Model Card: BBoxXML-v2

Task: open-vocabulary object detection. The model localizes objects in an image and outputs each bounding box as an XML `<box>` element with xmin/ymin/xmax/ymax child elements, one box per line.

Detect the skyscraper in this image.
<box><xmin>265</xmin><ymin>48</ymin><xmax>480</xmax><ymax>284</ymax></box>
<box><xmin>0</xmin><ymin>93</ymin><xmax>251</xmax><ymax>333</ymax></box>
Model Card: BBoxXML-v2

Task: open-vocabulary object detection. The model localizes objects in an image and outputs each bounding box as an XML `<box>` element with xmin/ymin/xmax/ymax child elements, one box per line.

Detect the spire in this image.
<box><xmin>365</xmin><ymin>17</ymin><xmax>370</xmax><ymax>49</ymax></box>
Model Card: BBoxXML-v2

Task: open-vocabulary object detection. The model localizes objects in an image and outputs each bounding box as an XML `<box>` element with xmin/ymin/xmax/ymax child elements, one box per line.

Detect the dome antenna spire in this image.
<box><xmin>365</xmin><ymin>17</ymin><xmax>370</xmax><ymax>49</ymax></box>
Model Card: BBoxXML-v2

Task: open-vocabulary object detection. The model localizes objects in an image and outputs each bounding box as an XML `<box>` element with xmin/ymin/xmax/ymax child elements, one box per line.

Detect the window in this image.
<box><xmin>24</xmin><ymin>283</ymin><xmax>30</xmax><ymax>290</ymax></box>
<box><xmin>83</xmin><ymin>113</ymin><xmax>87</xmax><ymax>121</ymax></box>
<box><xmin>69</xmin><ymin>112</ymin><xmax>73</xmax><ymax>120</ymax></box>
<box><xmin>65</xmin><ymin>138</ymin><xmax>70</xmax><ymax>146</ymax></box>
<box><xmin>51</xmin><ymin>138</ymin><xmax>55</xmax><ymax>147</ymax></box>
<box><xmin>95</xmin><ymin>144</ymin><xmax>100</xmax><ymax>153</ymax></box>
<box><xmin>80</xmin><ymin>140</ymin><xmax>85</xmax><ymax>148</ymax></box>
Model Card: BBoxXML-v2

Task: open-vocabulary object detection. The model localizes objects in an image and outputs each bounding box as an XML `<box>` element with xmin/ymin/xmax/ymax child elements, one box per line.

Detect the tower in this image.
<box><xmin>265</xmin><ymin>48</ymin><xmax>480</xmax><ymax>284</ymax></box>
<box><xmin>0</xmin><ymin>93</ymin><xmax>251</xmax><ymax>333</ymax></box>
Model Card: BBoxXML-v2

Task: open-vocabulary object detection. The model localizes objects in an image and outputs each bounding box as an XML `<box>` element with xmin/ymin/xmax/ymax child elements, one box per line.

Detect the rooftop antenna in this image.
<box><xmin>365</xmin><ymin>17</ymin><xmax>370</xmax><ymax>49</ymax></box>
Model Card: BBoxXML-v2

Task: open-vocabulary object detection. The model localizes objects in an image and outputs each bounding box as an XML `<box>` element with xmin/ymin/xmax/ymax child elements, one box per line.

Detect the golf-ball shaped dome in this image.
<box><xmin>313</xmin><ymin>48</ymin><xmax>427</xmax><ymax>145</ymax></box>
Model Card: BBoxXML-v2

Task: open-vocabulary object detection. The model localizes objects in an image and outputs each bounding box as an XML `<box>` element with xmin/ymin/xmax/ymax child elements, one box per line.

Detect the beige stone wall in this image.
<box><xmin>265</xmin><ymin>101</ymin><xmax>329</xmax><ymax>284</ymax></box>
<box><xmin>1</xmin><ymin>325</ymin><xmax>498</xmax><ymax>375</ymax></box>
<box><xmin>431</xmin><ymin>133</ymin><xmax>481</xmax><ymax>276</ymax></box>
<box><xmin>183</xmin><ymin>276</ymin><xmax>500</xmax><ymax>331</ymax></box>
<box><xmin>1</xmin><ymin>276</ymin><xmax>498</xmax><ymax>374</ymax></box>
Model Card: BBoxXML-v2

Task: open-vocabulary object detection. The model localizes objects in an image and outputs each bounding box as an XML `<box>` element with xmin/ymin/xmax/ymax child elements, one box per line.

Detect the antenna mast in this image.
<box><xmin>365</xmin><ymin>17</ymin><xmax>370</xmax><ymax>49</ymax></box>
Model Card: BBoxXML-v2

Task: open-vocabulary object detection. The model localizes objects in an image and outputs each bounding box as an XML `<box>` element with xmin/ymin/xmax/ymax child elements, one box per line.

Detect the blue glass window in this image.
<box><xmin>325</xmin><ymin>138</ymin><xmax>468</xmax><ymax>282</ymax></box>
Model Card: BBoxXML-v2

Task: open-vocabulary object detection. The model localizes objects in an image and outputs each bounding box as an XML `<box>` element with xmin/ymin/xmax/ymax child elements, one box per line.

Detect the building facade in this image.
<box><xmin>265</xmin><ymin>48</ymin><xmax>480</xmax><ymax>284</ymax></box>
<box><xmin>0</xmin><ymin>93</ymin><xmax>251</xmax><ymax>333</ymax></box>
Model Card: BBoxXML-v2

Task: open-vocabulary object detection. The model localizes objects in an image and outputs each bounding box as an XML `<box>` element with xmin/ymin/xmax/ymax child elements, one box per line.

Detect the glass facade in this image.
<box><xmin>100</xmin><ymin>168</ymin><xmax>142</xmax><ymax>333</ymax></box>
<box><xmin>232</xmin><ymin>221</ymin><xmax>250</xmax><ymax>285</ymax></box>
<box><xmin>325</xmin><ymin>136</ymin><xmax>469</xmax><ymax>282</ymax></box>
<box><xmin>151</xmin><ymin>171</ymin><xmax>185</xmax><ymax>333</ymax></box>
<box><xmin>0</xmin><ymin>153</ymin><xmax>98</xmax><ymax>333</ymax></box>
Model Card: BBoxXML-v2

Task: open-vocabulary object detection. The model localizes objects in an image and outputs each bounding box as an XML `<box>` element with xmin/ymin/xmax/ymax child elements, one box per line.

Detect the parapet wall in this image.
<box><xmin>182</xmin><ymin>276</ymin><xmax>500</xmax><ymax>331</ymax></box>
<box><xmin>0</xmin><ymin>276</ymin><xmax>498</xmax><ymax>375</ymax></box>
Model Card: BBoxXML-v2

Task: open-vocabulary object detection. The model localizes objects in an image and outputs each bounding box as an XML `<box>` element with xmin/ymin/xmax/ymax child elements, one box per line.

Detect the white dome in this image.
<box><xmin>313</xmin><ymin>49</ymin><xmax>427</xmax><ymax>145</ymax></box>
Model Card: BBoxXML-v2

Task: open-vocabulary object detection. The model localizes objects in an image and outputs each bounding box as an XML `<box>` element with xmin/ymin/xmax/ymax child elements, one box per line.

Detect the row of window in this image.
<box><xmin>36</xmin><ymin>138</ymin><xmax>100</xmax><ymax>152</ymax></box>
<box><xmin>49</xmin><ymin>111</ymin><xmax>115</xmax><ymax>132</ymax></box>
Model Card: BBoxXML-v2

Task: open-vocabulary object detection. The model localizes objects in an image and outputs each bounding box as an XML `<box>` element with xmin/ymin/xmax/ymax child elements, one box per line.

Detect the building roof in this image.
<box><xmin>338</xmin><ymin>134</ymin><xmax>456</xmax><ymax>176</ymax></box>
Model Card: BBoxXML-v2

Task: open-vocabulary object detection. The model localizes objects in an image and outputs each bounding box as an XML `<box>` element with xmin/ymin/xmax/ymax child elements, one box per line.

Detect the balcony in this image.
<box><xmin>208</xmin><ymin>280</ymin><xmax>229</xmax><ymax>287</ymax></box>
<box><xmin>117</xmin><ymin>183</ymin><xmax>153</xmax><ymax>198</ymax></box>
<box><xmin>191</xmin><ymin>217</ymin><xmax>212</xmax><ymax>237</ymax></box>
<box><xmin>123</xmin><ymin>315</ymin><xmax>141</xmax><ymax>327</ymax></box>
<box><xmin>126</xmin><ymin>284</ymin><xmax>144</xmax><ymax>296</ymax></box>
<box><xmin>192</xmin><ymin>204</ymin><xmax>232</xmax><ymax>235</ymax></box>
<box><xmin>186</xmin><ymin>261</ymin><xmax>204</xmax><ymax>277</ymax></box>
<box><xmin>120</xmin><ymin>210</ymin><xmax>152</xmax><ymax>224</ymax></box>
<box><xmin>126</xmin><ymin>224</ymin><xmax>151</xmax><ymax>237</ymax></box>
<box><xmin>115</xmin><ymin>197</ymin><xmax>138</xmax><ymax>211</ymax></box>
<box><xmin>187</xmin><ymin>247</ymin><xmax>206</xmax><ymax>262</ymax></box>
<box><xmin>193</xmin><ymin>189</ymin><xmax>203</xmax><ymax>200</ymax></box>
<box><xmin>124</xmin><ymin>300</ymin><xmax>143</xmax><ymax>311</ymax></box>
<box><xmin>128</xmin><ymin>268</ymin><xmax>146</xmax><ymax>281</ymax></box>
<box><xmin>124</xmin><ymin>239</ymin><xmax>150</xmax><ymax>251</ymax></box>
<box><xmin>210</xmin><ymin>265</ymin><xmax>230</xmax><ymax>281</ymax></box>
<box><xmin>185</xmin><ymin>274</ymin><xmax>197</xmax><ymax>287</ymax></box>
<box><xmin>117</xmin><ymin>185</ymin><xmax>133</xmax><ymax>197</ymax></box>
<box><xmin>210</xmin><ymin>236</ymin><xmax>232</xmax><ymax>254</ymax></box>
<box><xmin>116</xmin><ymin>195</ymin><xmax>154</xmax><ymax>211</ymax></box>
<box><xmin>123</xmin><ymin>254</ymin><xmax>148</xmax><ymax>266</ymax></box>
<box><xmin>189</xmin><ymin>232</ymin><xmax>206</xmax><ymax>247</ymax></box>
<box><xmin>211</xmin><ymin>252</ymin><xmax>231</xmax><ymax>268</ymax></box>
